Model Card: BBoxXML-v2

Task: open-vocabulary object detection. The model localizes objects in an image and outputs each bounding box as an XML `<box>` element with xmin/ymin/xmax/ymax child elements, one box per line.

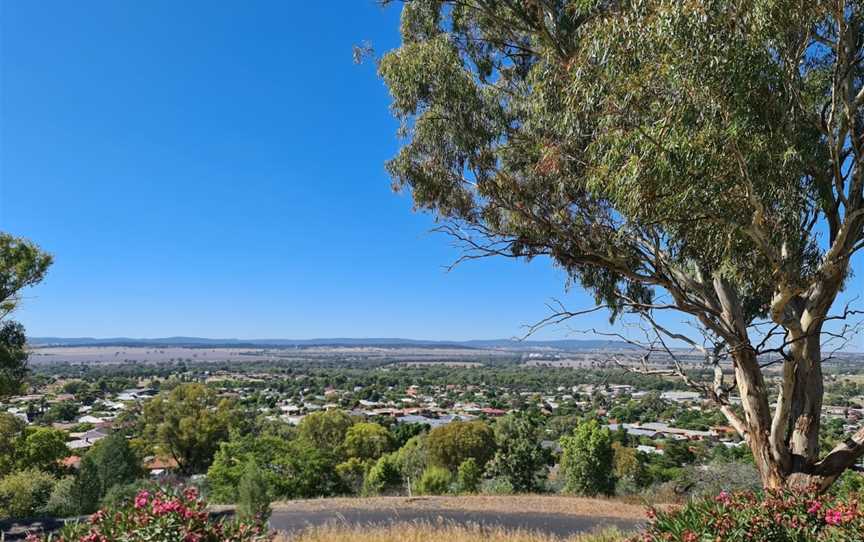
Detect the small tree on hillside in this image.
<box><xmin>237</xmin><ymin>459</ymin><xmax>271</xmax><ymax>522</ymax></box>
<box><xmin>560</xmin><ymin>421</ymin><xmax>615</xmax><ymax>496</ymax></box>
<box><xmin>85</xmin><ymin>433</ymin><xmax>142</xmax><ymax>499</ymax></box>
<box><xmin>485</xmin><ymin>413</ymin><xmax>552</xmax><ymax>492</ymax></box>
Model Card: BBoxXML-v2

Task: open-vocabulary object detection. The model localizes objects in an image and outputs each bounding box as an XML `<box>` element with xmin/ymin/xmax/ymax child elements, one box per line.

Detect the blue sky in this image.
<box><xmin>0</xmin><ymin>0</ymin><xmax>586</xmax><ymax>340</ymax></box>
<box><xmin>1</xmin><ymin>1</ymin><xmax>862</xmax><ymax>348</ymax></box>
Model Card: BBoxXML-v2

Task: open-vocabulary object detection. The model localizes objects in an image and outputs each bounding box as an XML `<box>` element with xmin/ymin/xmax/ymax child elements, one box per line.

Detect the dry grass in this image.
<box><xmin>274</xmin><ymin>522</ymin><xmax>627</xmax><ymax>542</ymax></box>
<box><xmin>270</xmin><ymin>495</ymin><xmax>649</xmax><ymax>521</ymax></box>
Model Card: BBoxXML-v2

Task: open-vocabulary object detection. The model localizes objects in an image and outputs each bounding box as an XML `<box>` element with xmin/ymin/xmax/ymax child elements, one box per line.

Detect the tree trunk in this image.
<box><xmin>787</xmin><ymin>330</ymin><xmax>823</xmax><ymax>472</ymax></box>
<box><xmin>731</xmin><ymin>348</ymin><xmax>788</xmax><ymax>489</ymax></box>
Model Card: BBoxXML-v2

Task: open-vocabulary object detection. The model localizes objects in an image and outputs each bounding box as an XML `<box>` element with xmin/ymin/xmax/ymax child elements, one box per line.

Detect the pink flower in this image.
<box><xmin>183</xmin><ymin>486</ymin><xmax>199</xmax><ymax>501</ymax></box>
<box><xmin>715</xmin><ymin>491</ymin><xmax>731</xmax><ymax>505</ymax></box>
<box><xmin>807</xmin><ymin>501</ymin><xmax>822</xmax><ymax>514</ymax></box>
<box><xmin>825</xmin><ymin>508</ymin><xmax>844</xmax><ymax>525</ymax></box>
<box><xmin>682</xmin><ymin>531</ymin><xmax>698</xmax><ymax>542</ymax></box>
<box><xmin>134</xmin><ymin>490</ymin><xmax>150</xmax><ymax>509</ymax></box>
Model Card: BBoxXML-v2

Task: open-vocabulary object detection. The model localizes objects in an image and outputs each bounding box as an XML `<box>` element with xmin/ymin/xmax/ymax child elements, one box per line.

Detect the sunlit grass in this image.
<box><xmin>275</xmin><ymin>521</ymin><xmax>628</xmax><ymax>542</ymax></box>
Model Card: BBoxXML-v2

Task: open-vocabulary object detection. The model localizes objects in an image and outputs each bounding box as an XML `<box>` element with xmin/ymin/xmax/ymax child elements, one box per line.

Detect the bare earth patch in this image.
<box><xmin>270</xmin><ymin>495</ymin><xmax>649</xmax><ymax>521</ymax></box>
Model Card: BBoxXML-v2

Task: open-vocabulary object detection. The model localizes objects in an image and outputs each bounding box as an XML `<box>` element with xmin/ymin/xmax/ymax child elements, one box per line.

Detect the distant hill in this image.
<box><xmin>28</xmin><ymin>336</ymin><xmax>635</xmax><ymax>351</ymax></box>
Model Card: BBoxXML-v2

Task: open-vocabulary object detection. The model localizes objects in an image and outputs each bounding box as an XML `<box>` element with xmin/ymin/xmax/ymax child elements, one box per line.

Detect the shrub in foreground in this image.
<box><xmin>0</xmin><ymin>468</ymin><xmax>55</xmax><ymax>518</ymax></box>
<box><xmin>636</xmin><ymin>489</ymin><xmax>864</xmax><ymax>542</ymax></box>
<box><xmin>33</xmin><ymin>486</ymin><xmax>271</xmax><ymax>542</ymax></box>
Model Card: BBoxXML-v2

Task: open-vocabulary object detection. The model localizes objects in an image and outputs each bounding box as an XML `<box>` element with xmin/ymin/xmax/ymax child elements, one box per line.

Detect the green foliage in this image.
<box><xmin>343</xmin><ymin>422</ymin><xmax>392</xmax><ymax>461</ymax></box>
<box><xmin>42</xmin><ymin>401</ymin><xmax>80</xmax><ymax>424</ymax></box>
<box><xmin>142</xmin><ymin>383</ymin><xmax>236</xmax><ymax>474</ymax></box>
<box><xmin>40</xmin><ymin>475</ymin><xmax>78</xmax><ymax>517</ymax></box>
<box><xmin>415</xmin><ymin>465</ymin><xmax>452</xmax><ymax>495</ymax></box>
<box><xmin>480</xmin><ymin>476</ymin><xmax>514</xmax><ymax>496</ymax></box>
<box><xmin>207</xmin><ymin>433</ymin><xmax>292</xmax><ymax>503</ymax></box>
<box><xmin>389</xmin><ymin>422</ymin><xmax>428</xmax><ymax>449</ymax></box>
<box><xmin>426</xmin><ymin>420</ymin><xmax>495</xmax><ymax>471</ymax></box>
<box><xmin>833</xmin><ymin>471</ymin><xmax>864</xmax><ymax>498</ymax></box>
<box><xmin>378</xmin><ymin>0</ymin><xmax>833</xmax><ymax>321</ymax></box>
<box><xmin>485</xmin><ymin>413</ymin><xmax>551</xmax><ymax>493</ymax></box>
<box><xmin>297</xmin><ymin>409</ymin><xmax>354</xmax><ymax>454</ymax></box>
<box><xmin>0</xmin><ymin>234</ymin><xmax>52</xmax><ymax>399</ymax></box>
<box><xmin>455</xmin><ymin>458</ymin><xmax>482</xmax><ymax>494</ymax></box>
<box><xmin>363</xmin><ymin>453</ymin><xmax>402</xmax><ymax>495</ymax></box>
<box><xmin>237</xmin><ymin>459</ymin><xmax>271</xmax><ymax>522</ymax></box>
<box><xmin>69</xmin><ymin>455</ymin><xmax>103</xmax><ymax>514</ymax></box>
<box><xmin>16</xmin><ymin>426</ymin><xmax>70</xmax><ymax>474</ymax></box>
<box><xmin>0</xmin><ymin>468</ymin><xmax>55</xmax><ymax>518</ymax></box>
<box><xmin>336</xmin><ymin>457</ymin><xmax>371</xmax><ymax>495</ymax></box>
<box><xmin>277</xmin><ymin>439</ymin><xmax>346</xmax><ymax>498</ymax></box>
<box><xmin>393</xmin><ymin>434</ymin><xmax>428</xmax><ymax>483</ymax></box>
<box><xmin>611</xmin><ymin>443</ymin><xmax>648</xmax><ymax>494</ymax></box>
<box><xmin>84</xmin><ymin>433</ymin><xmax>142</xmax><ymax>500</ymax></box>
<box><xmin>560</xmin><ymin>420</ymin><xmax>615</xmax><ymax>496</ymax></box>
<box><xmin>0</xmin><ymin>412</ymin><xmax>24</xmax><ymax>476</ymax></box>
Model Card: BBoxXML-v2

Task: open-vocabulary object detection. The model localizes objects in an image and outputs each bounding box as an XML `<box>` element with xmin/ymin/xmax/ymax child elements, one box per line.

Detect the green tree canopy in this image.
<box><xmin>83</xmin><ymin>433</ymin><xmax>142</xmax><ymax>499</ymax></box>
<box><xmin>379</xmin><ymin>0</ymin><xmax>864</xmax><ymax>491</ymax></box>
<box><xmin>142</xmin><ymin>383</ymin><xmax>235</xmax><ymax>474</ymax></box>
<box><xmin>343</xmin><ymin>422</ymin><xmax>393</xmax><ymax>461</ymax></box>
<box><xmin>485</xmin><ymin>413</ymin><xmax>552</xmax><ymax>492</ymax></box>
<box><xmin>297</xmin><ymin>409</ymin><xmax>355</xmax><ymax>455</ymax></box>
<box><xmin>16</xmin><ymin>427</ymin><xmax>70</xmax><ymax>474</ymax></box>
<box><xmin>560</xmin><ymin>420</ymin><xmax>615</xmax><ymax>496</ymax></box>
<box><xmin>0</xmin><ymin>234</ymin><xmax>52</xmax><ymax>399</ymax></box>
<box><xmin>206</xmin><ymin>433</ymin><xmax>293</xmax><ymax>503</ymax></box>
<box><xmin>0</xmin><ymin>412</ymin><xmax>25</xmax><ymax>476</ymax></box>
<box><xmin>426</xmin><ymin>420</ymin><xmax>495</xmax><ymax>471</ymax></box>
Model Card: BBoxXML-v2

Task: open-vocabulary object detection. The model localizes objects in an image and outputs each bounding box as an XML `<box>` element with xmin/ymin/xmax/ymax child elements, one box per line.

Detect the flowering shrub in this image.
<box><xmin>635</xmin><ymin>489</ymin><xmax>864</xmax><ymax>541</ymax></box>
<box><xmin>30</xmin><ymin>486</ymin><xmax>271</xmax><ymax>542</ymax></box>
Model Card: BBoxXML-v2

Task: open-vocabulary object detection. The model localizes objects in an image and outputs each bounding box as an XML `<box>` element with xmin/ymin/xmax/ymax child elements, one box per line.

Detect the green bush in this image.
<box><xmin>40</xmin><ymin>476</ymin><xmax>78</xmax><ymax>517</ymax></box>
<box><xmin>637</xmin><ymin>489</ymin><xmax>864</xmax><ymax>542</ymax></box>
<box><xmin>0</xmin><ymin>468</ymin><xmax>55</xmax><ymax>518</ymax></box>
<box><xmin>237</xmin><ymin>459</ymin><xmax>271</xmax><ymax>522</ymax></box>
<box><xmin>480</xmin><ymin>476</ymin><xmax>514</xmax><ymax>496</ymax></box>
<box><xmin>455</xmin><ymin>458</ymin><xmax>482</xmax><ymax>493</ymax></box>
<box><xmin>415</xmin><ymin>466</ymin><xmax>452</xmax><ymax>495</ymax></box>
<box><xmin>364</xmin><ymin>453</ymin><xmax>402</xmax><ymax>495</ymax></box>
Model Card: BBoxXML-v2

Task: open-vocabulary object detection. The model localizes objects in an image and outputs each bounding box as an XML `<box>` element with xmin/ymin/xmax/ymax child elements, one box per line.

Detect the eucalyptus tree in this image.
<box><xmin>378</xmin><ymin>1</ymin><xmax>864</xmax><ymax>490</ymax></box>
